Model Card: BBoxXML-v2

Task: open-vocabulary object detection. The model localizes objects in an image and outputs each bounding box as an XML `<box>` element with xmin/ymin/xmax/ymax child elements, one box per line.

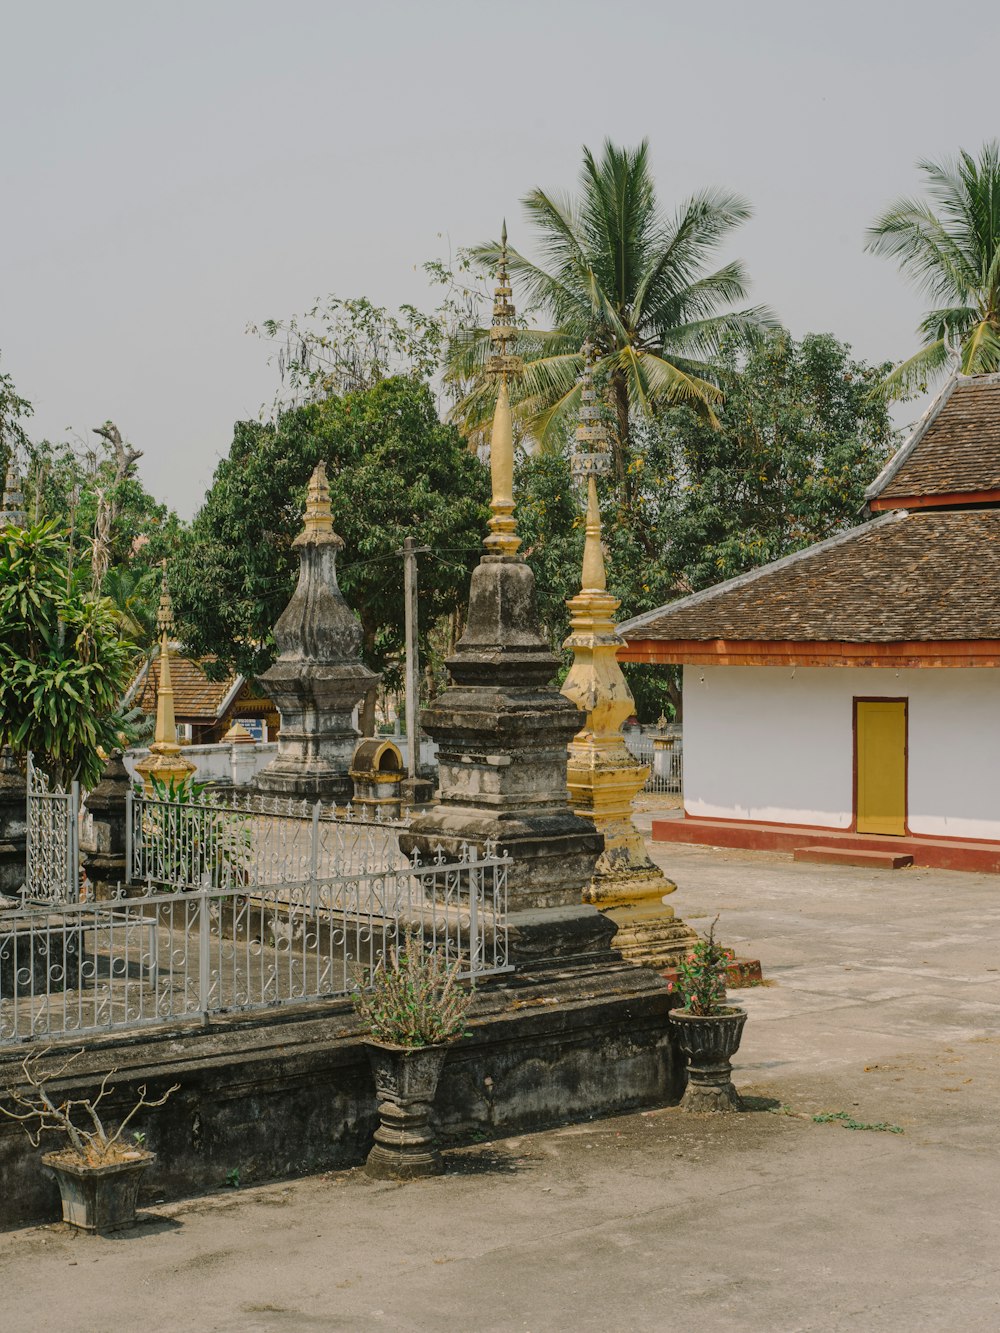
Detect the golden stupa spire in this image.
<box><xmin>295</xmin><ymin>460</ymin><xmax>343</xmax><ymax>548</ymax></box>
<box><xmin>136</xmin><ymin>559</ymin><xmax>197</xmax><ymax>791</ymax></box>
<box><xmin>153</xmin><ymin>560</ymin><xmax>177</xmax><ymax>749</ymax></box>
<box><xmin>484</xmin><ymin>222</ymin><xmax>523</xmax><ymax>558</ymax></box>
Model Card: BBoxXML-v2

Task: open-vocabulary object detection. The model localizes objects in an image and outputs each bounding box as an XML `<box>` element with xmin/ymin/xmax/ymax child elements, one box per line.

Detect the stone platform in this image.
<box><xmin>0</xmin><ymin>960</ymin><xmax>680</xmax><ymax>1230</ymax></box>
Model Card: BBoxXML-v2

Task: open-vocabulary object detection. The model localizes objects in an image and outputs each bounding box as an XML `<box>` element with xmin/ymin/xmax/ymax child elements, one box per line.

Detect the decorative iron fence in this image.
<box><xmin>25</xmin><ymin>754</ymin><xmax>80</xmax><ymax>905</ymax></box>
<box><xmin>623</xmin><ymin>729</ymin><xmax>683</xmax><ymax>794</ymax></box>
<box><xmin>126</xmin><ymin>788</ymin><xmax>409</xmax><ymax>892</ymax></box>
<box><xmin>0</xmin><ymin>844</ymin><xmax>510</xmax><ymax>1046</ymax></box>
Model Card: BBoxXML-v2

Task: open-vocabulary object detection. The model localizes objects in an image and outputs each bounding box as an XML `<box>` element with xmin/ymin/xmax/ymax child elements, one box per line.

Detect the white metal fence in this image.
<box><xmin>623</xmin><ymin>728</ymin><xmax>683</xmax><ymax>794</ymax></box>
<box><xmin>5</xmin><ymin>779</ymin><xmax>510</xmax><ymax>1047</ymax></box>
<box><xmin>126</xmin><ymin>788</ymin><xmax>408</xmax><ymax>892</ymax></box>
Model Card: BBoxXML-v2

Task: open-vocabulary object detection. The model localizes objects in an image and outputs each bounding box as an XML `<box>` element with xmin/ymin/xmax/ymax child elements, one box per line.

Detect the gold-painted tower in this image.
<box><xmin>561</xmin><ymin>344</ymin><xmax>697</xmax><ymax>966</ymax></box>
<box><xmin>135</xmin><ymin>562</ymin><xmax>198</xmax><ymax>793</ymax></box>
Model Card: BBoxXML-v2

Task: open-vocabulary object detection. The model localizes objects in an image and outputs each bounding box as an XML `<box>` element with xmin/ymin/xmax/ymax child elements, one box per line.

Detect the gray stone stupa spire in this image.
<box><xmin>254</xmin><ymin>462</ymin><xmax>379</xmax><ymax>801</ymax></box>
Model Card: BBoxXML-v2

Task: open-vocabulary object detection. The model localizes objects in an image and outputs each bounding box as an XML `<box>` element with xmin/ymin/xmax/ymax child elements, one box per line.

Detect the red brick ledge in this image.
<box><xmin>651</xmin><ymin>816</ymin><xmax>1000</xmax><ymax>874</ymax></box>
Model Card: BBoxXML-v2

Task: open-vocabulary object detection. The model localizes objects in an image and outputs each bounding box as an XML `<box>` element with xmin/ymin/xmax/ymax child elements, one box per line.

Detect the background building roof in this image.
<box><xmin>619</xmin><ymin>509</ymin><xmax>1000</xmax><ymax>645</ymax></box>
<box><xmin>868</xmin><ymin>373</ymin><xmax>1000</xmax><ymax>507</ymax></box>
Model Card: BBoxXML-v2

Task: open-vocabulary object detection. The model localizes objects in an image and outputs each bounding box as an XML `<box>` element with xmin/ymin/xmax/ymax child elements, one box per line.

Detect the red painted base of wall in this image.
<box><xmin>651</xmin><ymin>817</ymin><xmax>1000</xmax><ymax>874</ymax></box>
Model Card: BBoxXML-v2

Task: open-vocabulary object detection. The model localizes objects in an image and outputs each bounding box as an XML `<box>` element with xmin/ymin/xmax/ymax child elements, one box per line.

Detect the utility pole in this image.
<box><xmin>400</xmin><ymin>537</ymin><xmax>429</xmax><ymax>780</ymax></box>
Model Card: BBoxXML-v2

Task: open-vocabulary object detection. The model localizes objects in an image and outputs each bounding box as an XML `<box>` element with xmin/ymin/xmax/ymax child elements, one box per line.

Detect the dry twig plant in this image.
<box><xmin>0</xmin><ymin>1048</ymin><xmax>179</xmax><ymax>1165</ymax></box>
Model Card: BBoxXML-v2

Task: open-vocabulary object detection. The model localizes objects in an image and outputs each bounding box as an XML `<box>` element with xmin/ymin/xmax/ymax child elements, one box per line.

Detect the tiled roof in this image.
<box><xmin>869</xmin><ymin>373</ymin><xmax>1000</xmax><ymax>502</ymax></box>
<box><xmin>619</xmin><ymin>509</ymin><xmax>1000</xmax><ymax>644</ymax></box>
<box><xmin>134</xmin><ymin>651</ymin><xmax>240</xmax><ymax>721</ymax></box>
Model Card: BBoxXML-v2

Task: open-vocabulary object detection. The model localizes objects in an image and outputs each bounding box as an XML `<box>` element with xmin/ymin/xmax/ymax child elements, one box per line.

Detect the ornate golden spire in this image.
<box><xmin>484</xmin><ymin>223</ymin><xmax>523</xmax><ymax>558</ymax></box>
<box><xmin>136</xmin><ymin>560</ymin><xmax>196</xmax><ymax>791</ymax></box>
<box><xmin>572</xmin><ymin>340</ymin><xmax>610</xmax><ymax>592</ymax></box>
<box><xmin>295</xmin><ymin>460</ymin><xmax>343</xmax><ymax>548</ymax></box>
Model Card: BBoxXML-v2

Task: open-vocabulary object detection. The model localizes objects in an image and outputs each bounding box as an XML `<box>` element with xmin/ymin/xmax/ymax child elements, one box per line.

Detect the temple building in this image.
<box><xmin>127</xmin><ymin>652</ymin><xmax>279</xmax><ymax>744</ymax></box>
<box><xmin>619</xmin><ymin>372</ymin><xmax>1000</xmax><ymax>871</ymax></box>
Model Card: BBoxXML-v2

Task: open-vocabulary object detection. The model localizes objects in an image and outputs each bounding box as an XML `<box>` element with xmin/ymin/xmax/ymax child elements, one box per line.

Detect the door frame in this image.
<box><xmin>852</xmin><ymin>697</ymin><xmax>909</xmax><ymax>835</ymax></box>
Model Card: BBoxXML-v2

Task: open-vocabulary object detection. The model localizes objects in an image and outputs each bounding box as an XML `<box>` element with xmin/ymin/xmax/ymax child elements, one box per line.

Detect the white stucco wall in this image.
<box><xmin>682</xmin><ymin>664</ymin><xmax>1000</xmax><ymax>841</ymax></box>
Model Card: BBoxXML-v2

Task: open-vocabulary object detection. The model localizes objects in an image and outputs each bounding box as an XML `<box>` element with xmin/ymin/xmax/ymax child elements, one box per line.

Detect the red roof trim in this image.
<box><xmin>617</xmin><ymin>638</ymin><xmax>1000</xmax><ymax>668</ymax></box>
<box><xmin>869</xmin><ymin>489</ymin><xmax>1000</xmax><ymax>511</ymax></box>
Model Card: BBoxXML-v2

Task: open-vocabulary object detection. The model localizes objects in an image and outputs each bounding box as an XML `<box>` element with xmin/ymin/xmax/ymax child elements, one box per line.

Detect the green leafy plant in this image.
<box><xmin>354</xmin><ymin>935</ymin><xmax>474</xmax><ymax>1048</ymax></box>
<box><xmin>0</xmin><ymin>521</ymin><xmax>139</xmax><ymax>787</ymax></box>
<box><xmin>225</xmin><ymin>1167</ymin><xmax>241</xmax><ymax>1188</ymax></box>
<box><xmin>673</xmin><ymin>916</ymin><xmax>733</xmax><ymax>1016</ymax></box>
<box><xmin>813</xmin><ymin>1111</ymin><xmax>904</xmax><ymax>1134</ymax></box>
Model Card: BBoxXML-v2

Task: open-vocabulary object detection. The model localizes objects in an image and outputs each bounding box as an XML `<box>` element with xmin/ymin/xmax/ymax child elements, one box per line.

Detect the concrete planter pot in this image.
<box><xmin>363</xmin><ymin>1042</ymin><xmax>450</xmax><ymax>1181</ymax></box>
<box><xmin>669</xmin><ymin>1007</ymin><xmax>747</xmax><ymax>1112</ymax></box>
<box><xmin>42</xmin><ymin>1150</ymin><xmax>156</xmax><ymax>1231</ymax></box>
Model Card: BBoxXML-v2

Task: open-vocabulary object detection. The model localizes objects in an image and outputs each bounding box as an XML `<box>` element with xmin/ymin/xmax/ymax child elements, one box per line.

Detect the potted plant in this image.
<box><xmin>354</xmin><ymin>935</ymin><xmax>474</xmax><ymax>1181</ymax></box>
<box><xmin>669</xmin><ymin>918</ymin><xmax>747</xmax><ymax>1112</ymax></box>
<box><xmin>0</xmin><ymin>1047</ymin><xmax>179</xmax><ymax>1231</ymax></box>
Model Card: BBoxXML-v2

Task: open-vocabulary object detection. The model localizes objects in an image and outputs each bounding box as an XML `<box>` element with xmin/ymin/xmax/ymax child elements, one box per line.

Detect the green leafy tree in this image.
<box><xmin>0</xmin><ymin>522</ymin><xmax>138</xmax><ymax>787</ymax></box>
<box><xmin>450</xmin><ymin>140</ymin><xmax>774</xmax><ymax>499</ymax></box>
<box><xmin>172</xmin><ymin>377</ymin><xmax>489</xmax><ymax>731</ymax></box>
<box><xmin>23</xmin><ymin>435</ymin><xmax>183</xmax><ymax>582</ymax></box>
<box><xmin>867</xmin><ymin>142</ymin><xmax>1000</xmax><ymax>395</ymax></box>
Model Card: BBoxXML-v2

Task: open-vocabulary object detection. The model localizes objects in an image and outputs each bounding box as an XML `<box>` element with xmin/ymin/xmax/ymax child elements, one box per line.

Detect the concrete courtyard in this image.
<box><xmin>3</xmin><ymin>831</ymin><xmax>1000</xmax><ymax>1332</ymax></box>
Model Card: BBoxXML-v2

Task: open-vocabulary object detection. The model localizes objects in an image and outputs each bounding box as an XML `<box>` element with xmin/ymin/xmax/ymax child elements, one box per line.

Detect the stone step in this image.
<box><xmin>794</xmin><ymin>846</ymin><xmax>914</xmax><ymax>870</ymax></box>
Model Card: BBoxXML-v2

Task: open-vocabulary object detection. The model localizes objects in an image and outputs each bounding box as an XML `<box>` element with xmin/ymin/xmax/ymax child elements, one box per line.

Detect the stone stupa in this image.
<box><xmin>400</xmin><ymin>228</ymin><xmax>611</xmax><ymax>963</ymax></box>
<box><xmin>255</xmin><ymin>462</ymin><xmax>379</xmax><ymax>802</ymax></box>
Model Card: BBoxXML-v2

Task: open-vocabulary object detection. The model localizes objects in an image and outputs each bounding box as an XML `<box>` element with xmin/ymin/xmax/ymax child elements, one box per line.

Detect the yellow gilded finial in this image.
<box><xmin>295</xmin><ymin>461</ymin><xmax>343</xmax><ymax>548</ymax></box>
<box><xmin>484</xmin><ymin>224</ymin><xmax>523</xmax><ymax>557</ymax></box>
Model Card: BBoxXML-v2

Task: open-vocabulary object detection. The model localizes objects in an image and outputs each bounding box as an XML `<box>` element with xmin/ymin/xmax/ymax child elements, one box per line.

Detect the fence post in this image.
<box><xmin>468</xmin><ymin>843</ymin><xmax>480</xmax><ymax>976</ymax></box>
<box><xmin>310</xmin><ymin>800</ymin><xmax>321</xmax><ymax>914</ymax></box>
<box><xmin>125</xmin><ymin>787</ymin><xmax>134</xmax><ymax>886</ymax></box>
<box><xmin>199</xmin><ymin>889</ymin><xmax>211</xmax><ymax>1021</ymax></box>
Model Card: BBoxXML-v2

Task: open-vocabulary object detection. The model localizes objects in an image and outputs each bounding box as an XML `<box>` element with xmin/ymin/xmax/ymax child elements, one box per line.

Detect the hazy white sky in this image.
<box><xmin>3</xmin><ymin>0</ymin><xmax>998</xmax><ymax>517</ymax></box>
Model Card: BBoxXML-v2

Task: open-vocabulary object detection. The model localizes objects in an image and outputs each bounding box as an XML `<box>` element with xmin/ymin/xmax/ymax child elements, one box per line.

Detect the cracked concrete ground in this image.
<box><xmin>3</xmin><ymin>833</ymin><xmax>999</xmax><ymax>1332</ymax></box>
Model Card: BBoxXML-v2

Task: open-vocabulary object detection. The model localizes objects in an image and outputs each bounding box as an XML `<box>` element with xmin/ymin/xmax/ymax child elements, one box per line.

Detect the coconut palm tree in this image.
<box><xmin>867</xmin><ymin>142</ymin><xmax>1000</xmax><ymax>396</ymax></box>
<box><xmin>447</xmin><ymin>140</ymin><xmax>773</xmax><ymax>490</ymax></box>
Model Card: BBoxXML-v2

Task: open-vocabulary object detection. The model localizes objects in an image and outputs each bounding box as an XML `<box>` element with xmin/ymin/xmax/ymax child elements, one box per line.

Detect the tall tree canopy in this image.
<box><xmin>867</xmin><ymin>142</ymin><xmax>1000</xmax><ymax>395</ymax></box>
<box><xmin>449</xmin><ymin>140</ymin><xmax>774</xmax><ymax>494</ymax></box>
<box><xmin>172</xmin><ymin>377</ymin><xmax>489</xmax><ymax>724</ymax></box>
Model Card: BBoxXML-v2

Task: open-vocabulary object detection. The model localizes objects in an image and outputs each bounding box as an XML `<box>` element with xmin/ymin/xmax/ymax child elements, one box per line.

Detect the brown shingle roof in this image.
<box><xmin>135</xmin><ymin>651</ymin><xmax>239</xmax><ymax>721</ymax></box>
<box><xmin>869</xmin><ymin>374</ymin><xmax>1000</xmax><ymax>502</ymax></box>
<box><xmin>619</xmin><ymin>509</ymin><xmax>1000</xmax><ymax>644</ymax></box>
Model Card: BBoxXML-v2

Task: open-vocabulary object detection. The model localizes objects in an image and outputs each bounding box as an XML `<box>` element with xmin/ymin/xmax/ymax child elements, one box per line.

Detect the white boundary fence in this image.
<box><xmin>623</xmin><ymin>728</ymin><xmax>683</xmax><ymax>794</ymax></box>
<box><xmin>0</xmin><ymin>845</ymin><xmax>509</xmax><ymax>1046</ymax></box>
<box><xmin>5</xmin><ymin>778</ymin><xmax>510</xmax><ymax>1047</ymax></box>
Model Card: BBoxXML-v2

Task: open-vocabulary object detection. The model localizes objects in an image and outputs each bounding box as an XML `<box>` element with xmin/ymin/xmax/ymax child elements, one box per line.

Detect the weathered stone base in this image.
<box><xmin>585</xmin><ymin>870</ymin><xmax>700</xmax><ymax>970</ymax></box>
<box><xmin>0</xmin><ymin>961</ymin><xmax>680</xmax><ymax>1229</ymax></box>
<box><xmin>680</xmin><ymin>1077</ymin><xmax>744</xmax><ymax>1113</ymax></box>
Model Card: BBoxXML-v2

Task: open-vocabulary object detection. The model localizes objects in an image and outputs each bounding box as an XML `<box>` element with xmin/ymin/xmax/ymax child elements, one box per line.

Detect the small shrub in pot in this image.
<box><xmin>669</xmin><ymin>918</ymin><xmax>747</xmax><ymax>1112</ymax></box>
<box><xmin>354</xmin><ymin>935</ymin><xmax>474</xmax><ymax>1180</ymax></box>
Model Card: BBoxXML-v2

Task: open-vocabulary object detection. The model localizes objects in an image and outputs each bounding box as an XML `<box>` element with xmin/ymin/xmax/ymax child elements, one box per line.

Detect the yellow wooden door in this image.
<box><xmin>855</xmin><ymin>700</ymin><xmax>907</xmax><ymax>836</ymax></box>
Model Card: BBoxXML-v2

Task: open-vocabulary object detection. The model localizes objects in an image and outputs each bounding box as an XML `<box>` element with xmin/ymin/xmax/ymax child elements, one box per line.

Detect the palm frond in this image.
<box><xmin>874</xmin><ymin>339</ymin><xmax>954</xmax><ymax>401</ymax></box>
